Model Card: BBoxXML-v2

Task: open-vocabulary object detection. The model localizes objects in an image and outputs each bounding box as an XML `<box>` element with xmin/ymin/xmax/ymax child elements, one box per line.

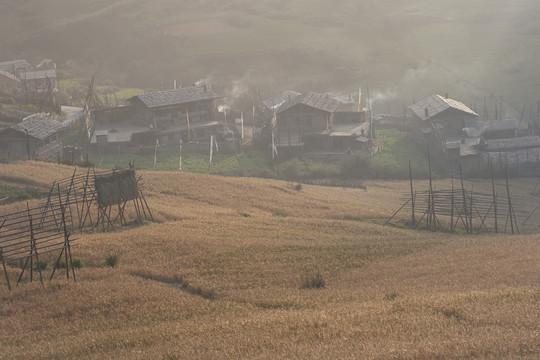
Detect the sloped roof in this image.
<box><xmin>19</xmin><ymin>69</ymin><xmax>57</xmax><ymax>80</ymax></box>
<box><xmin>409</xmin><ymin>94</ymin><xmax>478</xmax><ymax>121</ymax></box>
<box><xmin>11</xmin><ymin>113</ymin><xmax>64</xmax><ymax>140</ymax></box>
<box><xmin>0</xmin><ymin>69</ymin><xmax>19</xmax><ymax>82</ymax></box>
<box><xmin>263</xmin><ymin>90</ymin><xmax>301</xmax><ymax>110</ymax></box>
<box><xmin>134</xmin><ymin>85</ymin><xmax>219</xmax><ymax>109</ymax></box>
<box><xmin>276</xmin><ymin>92</ymin><xmax>342</xmax><ymax>114</ymax></box>
<box><xmin>0</xmin><ymin>59</ymin><xmax>30</xmax><ymax>74</ymax></box>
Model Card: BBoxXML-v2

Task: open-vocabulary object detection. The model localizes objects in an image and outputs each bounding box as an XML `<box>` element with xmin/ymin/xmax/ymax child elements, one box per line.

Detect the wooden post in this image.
<box><xmin>153</xmin><ymin>138</ymin><xmax>158</xmax><ymax>170</ymax></box>
<box><xmin>1</xmin><ymin>248</ymin><xmax>11</xmax><ymax>291</ymax></box>
<box><xmin>428</xmin><ymin>149</ymin><xmax>435</xmax><ymax>231</ymax></box>
<box><xmin>505</xmin><ymin>166</ymin><xmax>514</xmax><ymax>234</ymax></box>
<box><xmin>490</xmin><ymin>162</ymin><xmax>498</xmax><ymax>233</ymax></box>
<box><xmin>186</xmin><ymin>108</ymin><xmax>191</xmax><ymax>142</ymax></box>
<box><xmin>209</xmin><ymin>135</ymin><xmax>214</xmax><ymax>163</ymax></box>
<box><xmin>409</xmin><ymin>161</ymin><xmax>415</xmax><ymax>229</ymax></box>
<box><xmin>450</xmin><ymin>176</ymin><xmax>454</xmax><ymax>233</ymax></box>
<box><xmin>179</xmin><ymin>139</ymin><xmax>182</xmax><ymax>171</ymax></box>
<box><xmin>459</xmin><ymin>166</ymin><xmax>470</xmax><ymax>234</ymax></box>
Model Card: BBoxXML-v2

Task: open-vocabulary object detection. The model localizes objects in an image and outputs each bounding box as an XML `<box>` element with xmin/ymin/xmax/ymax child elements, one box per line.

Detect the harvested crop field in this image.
<box><xmin>0</xmin><ymin>162</ymin><xmax>539</xmax><ymax>359</ymax></box>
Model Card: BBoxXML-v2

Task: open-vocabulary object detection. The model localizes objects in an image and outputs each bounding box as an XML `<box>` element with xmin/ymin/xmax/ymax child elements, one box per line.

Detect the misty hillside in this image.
<box><xmin>2</xmin><ymin>0</ymin><xmax>540</xmax><ymax>114</ymax></box>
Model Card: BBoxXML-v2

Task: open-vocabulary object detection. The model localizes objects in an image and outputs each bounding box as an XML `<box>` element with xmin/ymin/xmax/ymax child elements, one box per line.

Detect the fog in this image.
<box><xmin>2</xmin><ymin>0</ymin><xmax>540</xmax><ymax>114</ymax></box>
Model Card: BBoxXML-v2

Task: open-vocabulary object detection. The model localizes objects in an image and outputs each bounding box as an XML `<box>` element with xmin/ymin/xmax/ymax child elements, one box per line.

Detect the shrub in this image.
<box><xmin>71</xmin><ymin>257</ymin><xmax>85</xmax><ymax>268</ymax></box>
<box><xmin>55</xmin><ymin>258</ymin><xmax>67</xmax><ymax>269</ymax></box>
<box><xmin>33</xmin><ymin>260</ymin><xmax>49</xmax><ymax>271</ymax></box>
<box><xmin>105</xmin><ymin>254</ymin><xmax>119</xmax><ymax>268</ymax></box>
<box><xmin>339</xmin><ymin>153</ymin><xmax>371</xmax><ymax>179</ymax></box>
<box><xmin>302</xmin><ymin>271</ymin><xmax>326</xmax><ymax>289</ymax></box>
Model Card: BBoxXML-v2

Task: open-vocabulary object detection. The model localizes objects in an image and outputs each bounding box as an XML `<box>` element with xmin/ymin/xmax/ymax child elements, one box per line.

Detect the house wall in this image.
<box><xmin>276</xmin><ymin>104</ymin><xmax>330</xmax><ymax>147</ymax></box>
<box><xmin>430</xmin><ymin>110</ymin><xmax>478</xmax><ymax>140</ymax></box>
<box><xmin>0</xmin><ymin>129</ymin><xmax>38</xmax><ymax>161</ymax></box>
<box><xmin>93</xmin><ymin>106</ymin><xmax>138</xmax><ymax>125</ymax></box>
<box><xmin>0</xmin><ymin>74</ymin><xmax>18</xmax><ymax>94</ymax></box>
<box><xmin>20</xmin><ymin>77</ymin><xmax>58</xmax><ymax>93</ymax></box>
<box><xmin>142</xmin><ymin>101</ymin><xmax>215</xmax><ymax>128</ymax></box>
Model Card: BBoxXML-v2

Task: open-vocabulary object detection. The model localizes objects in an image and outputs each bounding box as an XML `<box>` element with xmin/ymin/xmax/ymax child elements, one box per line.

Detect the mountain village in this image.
<box><xmin>1</xmin><ymin>58</ymin><xmax>540</xmax><ymax>177</ymax></box>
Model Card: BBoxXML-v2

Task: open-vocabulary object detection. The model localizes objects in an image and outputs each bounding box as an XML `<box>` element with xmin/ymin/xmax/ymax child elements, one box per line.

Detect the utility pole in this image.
<box><xmin>25</xmin><ymin>128</ymin><xmax>30</xmax><ymax>160</ymax></box>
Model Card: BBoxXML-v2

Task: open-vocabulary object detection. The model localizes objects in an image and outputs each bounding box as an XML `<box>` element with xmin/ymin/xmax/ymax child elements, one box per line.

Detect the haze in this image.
<box><xmin>2</xmin><ymin>0</ymin><xmax>540</xmax><ymax>115</ymax></box>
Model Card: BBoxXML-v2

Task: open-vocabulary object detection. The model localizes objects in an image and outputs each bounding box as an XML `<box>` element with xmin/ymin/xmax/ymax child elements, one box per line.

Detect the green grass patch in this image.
<box><xmin>89</xmin><ymin>150</ymin><xmax>270</xmax><ymax>176</ymax></box>
<box><xmin>0</xmin><ymin>184</ymin><xmax>45</xmax><ymax>204</ymax></box>
<box><xmin>371</xmin><ymin>128</ymin><xmax>433</xmax><ymax>179</ymax></box>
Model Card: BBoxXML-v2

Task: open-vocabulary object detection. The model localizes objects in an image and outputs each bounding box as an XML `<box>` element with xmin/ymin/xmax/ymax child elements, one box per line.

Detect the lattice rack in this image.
<box><xmin>1</xmin><ymin>167</ymin><xmax>153</xmax><ymax>289</ymax></box>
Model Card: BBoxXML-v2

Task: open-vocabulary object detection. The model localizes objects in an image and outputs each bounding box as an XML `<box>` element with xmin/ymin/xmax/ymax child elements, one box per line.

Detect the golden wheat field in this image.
<box><xmin>0</xmin><ymin>162</ymin><xmax>539</xmax><ymax>359</ymax></box>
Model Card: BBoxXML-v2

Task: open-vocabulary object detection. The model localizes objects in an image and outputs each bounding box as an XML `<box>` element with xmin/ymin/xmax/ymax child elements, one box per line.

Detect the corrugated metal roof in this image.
<box><xmin>486</xmin><ymin>136</ymin><xmax>540</xmax><ymax>151</ymax></box>
<box><xmin>134</xmin><ymin>85</ymin><xmax>219</xmax><ymax>109</ymax></box>
<box><xmin>19</xmin><ymin>69</ymin><xmax>57</xmax><ymax>80</ymax></box>
<box><xmin>477</xmin><ymin>119</ymin><xmax>519</xmax><ymax>134</ymax></box>
<box><xmin>11</xmin><ymin>113</ymin><xmax>64</xmax><ymax>140</ymax></box>
<box><xmin>409</xmin><ymin>94</ymin><xmax>478</xmax><ymax>121</ymax></box>
<box><xmin>0</xmin><ymin>59</ymin><xmax>30</xmax><ymax>74</ymax></box>
<box><xmin>276</xmin><ymin>92</ymin><xmax>342</xmax><ymax>114</ymax></box>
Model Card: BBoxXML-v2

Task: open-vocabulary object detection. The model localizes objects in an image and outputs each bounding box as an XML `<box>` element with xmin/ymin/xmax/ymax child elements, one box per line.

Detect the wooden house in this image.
<box><xmin>262</xmin><ymin>91</ymin><xmax>369</xmax><ymax>156</ymax></box>
<box><xmin>91</xmin><ymin>85</ymin><xmax>222</xmax><ymax>151</ymax></box>
<box><xmin>0</xmin><ymin>70</ymin><xmax>20</xmax><ymax>95</ymax></box>
<box><xmin>409</xmin><ymin>94</ymin><xmax>479</xmax><ymax>160</ymax></box>
<box><xmin>128</xmin><ymin>84</ymin><xmax>221</xmax><ymax>145</ymax></box>
<box><xmin>0</xmin><ymin>113</ymin><xmax>64</xmax><ymax>161</ymax></box>
<box><xmin>0</xmin><ymin>60</ymin><xmax>31</xmax><ymax>75</ymax></box>
<box><xmin>273</xmin><ymin>92</ymin><xmax>341</xmax><ymax>152</ymax></box>
<box><xmin>19</xmin><ymin>69</ymin><xmax>58</xmax><ymax>94</ymax></box>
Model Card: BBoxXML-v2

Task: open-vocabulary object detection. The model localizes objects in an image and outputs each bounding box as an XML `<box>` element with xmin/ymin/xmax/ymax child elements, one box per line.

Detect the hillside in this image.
<box><xmin>2</xmin><ymin>0</ymin><xmax>540</xmax><ymax>116</ymax></box>
<box><xmin>0</xmin><ymin>162</ymin><xmax>539</xmax><ymax>358</ymax></box>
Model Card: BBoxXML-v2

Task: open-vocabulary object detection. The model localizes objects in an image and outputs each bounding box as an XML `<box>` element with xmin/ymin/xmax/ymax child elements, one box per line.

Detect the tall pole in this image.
<box><xmin>153</xmin><ymin>138</ymin><xmax>158</xmax><ymax>170</ymax></box>
<box><xmin>178</xmin><ymin>139</ymin><xmax>182</xmax><ymax>171</ymax></box>
<box><xmin>367</xmin><ymin>84</ymin><xmax>372</xmax><ymax>146</ymax></box>
<box><xmin>459</xmin><ymin>165</ymin><xmax>470</xmax><ymax>234</ymax></box>
<box><xmin>25</xmin><ymin>128</ymin><xmax>30</xmax><ymax>160</ymax></box>
<box><xmin>209</xmin><ymin>135</ymin><xmax>213</xmax><ymax>163</ymax></box>
<box><xmin>186</xmin><ymin>108</ymin><xmax>191</xmax><ymax>142</ymax></box>
<box><xmin>490</xmin><ymin>161</ymin><xmax>498</xmax><ymax>233</ymax></box>
<box><xmin>409</xmin><ymin>160</ymin><xmax>415</xmax><ymax>229</ymax></box>
<box><xmin>241</xmin><ymin>112</ymin><xmax>244</xmax><ymax>139</ymax></box>
<box><xmin>428</xmin><ymin>148</ymin><xmax>435</xmax><ymax>231</ymax></box>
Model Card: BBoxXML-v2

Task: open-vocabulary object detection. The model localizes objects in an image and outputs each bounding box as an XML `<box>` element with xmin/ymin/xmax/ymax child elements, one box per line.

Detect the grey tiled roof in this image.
<box><xmin>0</xmin><ymin>59</ymin><xmax>30</xmax><ymax>74</ymax></box>
<box><xmin>263</xmin><ymin>90</ymin><xmax>302</xmax><ymax>110</ymax></box>
<box><xmin>134</xmin><ymin>85</ymin><xmax>218</xmax><ymax>109</ymax></box>
<box><xmin>276</xmin><ymin>92</ymin><xmax>342</xmax><ymax>114</ymax></box>
<box><xmin>12</xmin><ymin>113</ymin><xmax>65</xmax><ymax>140</ymax></box>
<box><xmin>409</xmin><ymin>94</ymin><xmax>478</xmax><ymax>121</ymax></box>
<box><xmin>19</xmin><ymin>69</ymin><xmax>57</xmax><ymax>80</ymax></box>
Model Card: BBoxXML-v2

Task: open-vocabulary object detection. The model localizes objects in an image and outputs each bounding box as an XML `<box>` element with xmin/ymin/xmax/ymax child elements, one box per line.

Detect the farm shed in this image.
<box><xmin>19</xmin><ymin>69</ymin><xmax>58</xmax><ymax>94</ymax></box>
<box><xmin>0</xmin><ymin>69</ymin><xmax>20</xmax><ymax>94</ymax></box>
<box><xmin>475</xmin><ymin>119</ymin><xmax>519</xmax><ymax>140</ymax></box>
<box><xmin>0</xmin><ymin>113</ymin><xmax>64</xmax><ymax>161</ymax></box>
<box><xmin>0</xmin><ymin>59</ymin><xmax>30</xmax><ymax>75</ymax></box>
